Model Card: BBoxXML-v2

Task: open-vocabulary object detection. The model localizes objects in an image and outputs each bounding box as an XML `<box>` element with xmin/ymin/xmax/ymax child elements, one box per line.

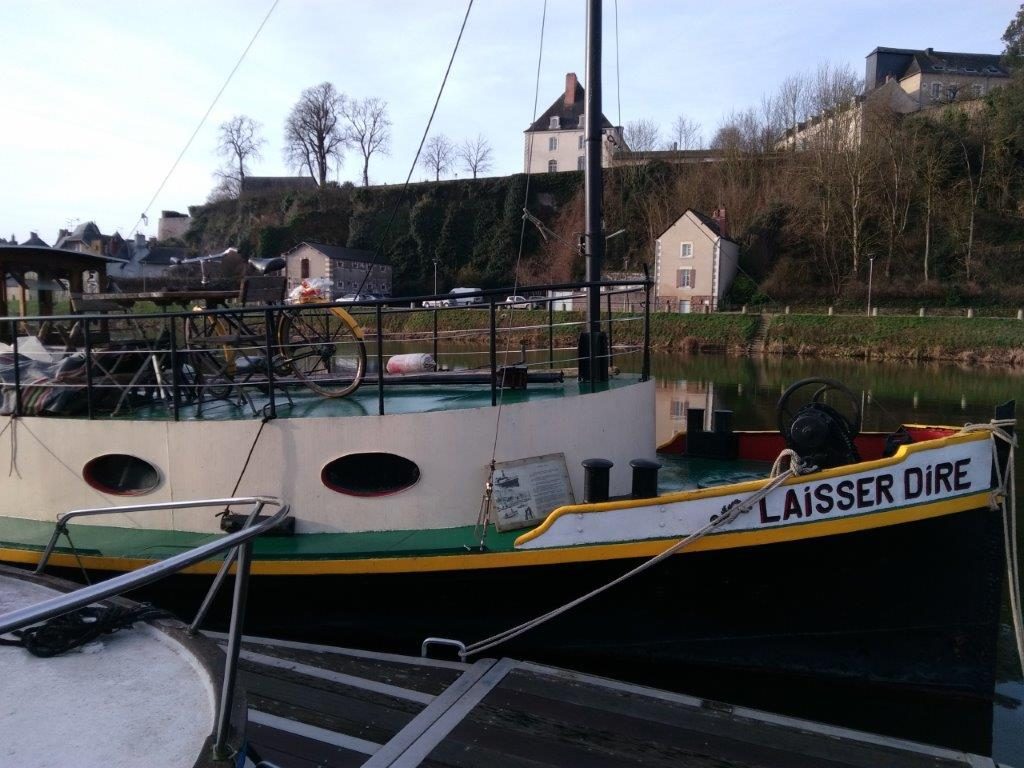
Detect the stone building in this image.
<box><xmin>281</xmin><ymin>242</ymin><xmax>392</xmax><ymax>299</ymax></box>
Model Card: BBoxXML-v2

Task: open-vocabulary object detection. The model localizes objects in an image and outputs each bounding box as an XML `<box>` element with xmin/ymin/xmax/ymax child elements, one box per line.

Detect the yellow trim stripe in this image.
<box><xmin>516</xmin><ymin>430</ymin><xmax>990</xmax><ymax>547</ymax></box>
<box><xmin>0</xmin><ymin>490</ymin><xmax>991</xmax><ymax>576</ymax></box>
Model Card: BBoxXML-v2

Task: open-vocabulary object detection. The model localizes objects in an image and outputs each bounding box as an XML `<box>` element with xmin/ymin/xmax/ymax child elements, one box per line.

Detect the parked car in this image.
<box><xmin>335</xmin><ymin>293</ymin><xmax>378</xmax><ymax>303</ymax></box>
<box><xmin>502</xmin><ymin>295</ymin><xmax>534</xmax><ymax>308</ymax></box>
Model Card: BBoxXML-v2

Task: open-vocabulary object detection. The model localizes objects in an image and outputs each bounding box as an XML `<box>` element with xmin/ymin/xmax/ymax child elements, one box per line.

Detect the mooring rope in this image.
<box><xmin>460</xmin><ymin>451</ymin><xmax>816</xmax><ymax>659</ymax></box>
<box><xmin>0</xmin><ymin>603</ymin><xmax>172</xmax><ymax>658</ymax></box>
<box><xmin>959</xmin><ymin>418</ymin><xmax>1023</xmax><ymax>675</ymax></box>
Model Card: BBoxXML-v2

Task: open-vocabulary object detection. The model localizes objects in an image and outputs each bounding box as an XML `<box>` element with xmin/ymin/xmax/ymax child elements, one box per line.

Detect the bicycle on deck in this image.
<box><xmin>181</xmin><ymin>257</ymin><xmax>367</xmax><ymax>405</ymax></box>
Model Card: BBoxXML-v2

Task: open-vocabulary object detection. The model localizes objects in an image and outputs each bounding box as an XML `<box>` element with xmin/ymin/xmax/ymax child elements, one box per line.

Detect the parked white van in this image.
<box><xmin>444</xmin><ymin>287</ymin><xmax>483</xmax><ymax>307</ymax></box>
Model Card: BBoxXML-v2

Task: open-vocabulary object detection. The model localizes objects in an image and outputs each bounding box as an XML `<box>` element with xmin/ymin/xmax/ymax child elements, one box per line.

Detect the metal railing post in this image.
<box><xmin>548</xmin><ymin>300</ymin><xmax>554</xmax><ymax>369</ymax></box>
<box><xmin>642</xmin><ymin>278</ymin><xmax>652</xmax><ymax>382</ymax></box>
<box><xmin>11</xmin><ymin>321</ymin><xmax>22</xmax><ymax>417</ymax></box>
<box><xmin>432</xmin><ymin>308</ymin><xmax>438</xmax><ymax>365</ymax></box>
<box><xmin>213</xmin><ymin>539</ymin><xmax>252</xmax><ymax>760</ymax></box>
<box><xmin>606</xmin><ymin>292</ymin><xmax>613</xmax><ymax>367</ymax></box>
<box><xmin>83</xmin><ymin>321</ymin><xmax>95</xmax><ymax>420</ymax></box>
<box><xmin>376</xmin><ymin>305</ymin><xmax>385</xmax><ymax>416</ymax></box>
<box><xmin>489</xmin><ymin>299</ymin><xmax>497</xmax><ymax>406</ymax></box>
<box><xmin>264</xmin><ymin>308</ymin><xmax>276</xmax><ymax>420</ymax></box>
<box><xmin>189</xmin><ymin>500</ymin><xmax>265</xmax><ymax>634</ymax></box>
<box><xmin>169</xmin><ymin>317</ymin><xmax>180</xmax><ymax>421</ymax></box>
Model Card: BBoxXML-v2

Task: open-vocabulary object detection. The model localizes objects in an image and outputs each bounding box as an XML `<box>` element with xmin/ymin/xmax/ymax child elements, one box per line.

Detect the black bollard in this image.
<box><xmin>713</xmin><ymin>410</ymin><xmax>733</xmax><ymax>434</ymax></box>
<box><xmin>630</xmin><ymin>458</ymin><xmax>661</xmax><ymax>499</ymax></box>
<box><xmin>582</xmin><ymin>458</ymin><xmax>614</xmax><ymax>503</ymax></box>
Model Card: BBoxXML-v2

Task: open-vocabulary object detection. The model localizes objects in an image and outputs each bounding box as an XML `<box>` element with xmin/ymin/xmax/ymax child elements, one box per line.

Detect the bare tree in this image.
<box><xmin>341</xmin><ymin>97</ymin><xmax>392</xmax><ymax>186</ymax></box>
<box><xmin>776</xmin><ymin>74</ymin><xmax>808</xmax><ymax>151</ymax></box>
<box><xmin>458</xmin><ymin>134</ymin><xmax>493</xmax><ymax>179</ymax></box>
<box><xmin>868</xmin><ymin>103</ymin><xmax>914</xmax><ymax>278</ymax></box>
<box><xmin>959</xmin><ymin>129</ymin><xmax>987</xmax><ymax>280</ymax></box>
<box><xmin>667</xmin><ymin>115</ymin><xmax>702</xmax><ymax>150</ymax></box>
<box><xmin>420</xmin><ymin>134</ymin><xmax>455</xmax><ymax>181</ymax></box>
<box><xmin>207</xmin><ymin>175</ymin><xmax>239</xmax><ymax>203</ymax></box>
<box><xmin>216</xmin><ymin>115</ymin><xmax>264</xmax><ymax>189</ymax></box>
<box><xmin>624</xmin><ymin>119</ymin><xmax>661</xmax><ymax>151</ymax></box>
<box><xmin>284</xmin><ymin>82</ymin><xmax>349</xmax><ymax>186</ymax></box>
<box><xmin>912</xmin><ymin>122</ymin><xmax>954</xmax><ymax>282</ymax></box>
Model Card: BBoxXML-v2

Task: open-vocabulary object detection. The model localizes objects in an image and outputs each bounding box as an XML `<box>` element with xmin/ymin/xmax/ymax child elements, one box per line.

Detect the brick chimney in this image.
<box><xmin>564</xmin><ymin>73</ymin><xmax>578</xmax><ymax>107</ymax></box>
<box><xmin>712</xmin><ymin>207</ymin><xmax>729</xmax><ymax>238</ymax></box>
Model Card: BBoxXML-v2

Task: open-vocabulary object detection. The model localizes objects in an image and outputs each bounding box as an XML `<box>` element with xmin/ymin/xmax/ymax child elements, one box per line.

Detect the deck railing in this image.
<box><xmin>0</xmin><ymin>495</ymin><xmax>290</xmax><ymax>760</ymax></box>
<box><xmin>0</xmin><ymin>278</ymin><xmax>652</xmax><ymax>420</ymax></box>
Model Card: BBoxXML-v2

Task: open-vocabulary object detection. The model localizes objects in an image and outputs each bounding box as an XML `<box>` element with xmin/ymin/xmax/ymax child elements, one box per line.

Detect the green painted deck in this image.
<box><xmin>113</xmin><ymin>375</ymin><xmax>641</xmax><ymax>422</ymax></box>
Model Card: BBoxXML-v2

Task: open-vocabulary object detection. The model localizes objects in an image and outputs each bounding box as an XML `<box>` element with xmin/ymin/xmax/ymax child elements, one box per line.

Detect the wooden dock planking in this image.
<box><xmin>212</xmin><ymin>634</ymin><xmax>999</xmax><ymax>768</ymax></box>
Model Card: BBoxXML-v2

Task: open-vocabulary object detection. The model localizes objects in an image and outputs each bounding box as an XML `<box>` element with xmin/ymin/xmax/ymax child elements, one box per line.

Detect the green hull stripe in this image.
<box><xmin>0</xmin><ymin>516</ymin><xmax>521</xmax><ymax>562</ymax></box>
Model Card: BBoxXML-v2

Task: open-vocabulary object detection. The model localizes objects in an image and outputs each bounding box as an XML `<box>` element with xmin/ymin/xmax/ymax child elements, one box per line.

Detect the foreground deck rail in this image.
<box><xmin>0</xmin><ymin>496</ymin><xmax>291</xmax><ymax>760</ymax></box>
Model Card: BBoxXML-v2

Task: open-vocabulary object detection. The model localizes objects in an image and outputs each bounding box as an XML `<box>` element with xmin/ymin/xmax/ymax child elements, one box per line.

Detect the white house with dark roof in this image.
<box><xmin>281</xmin><ymin>242</ymin><xmax>392</xmax><ymax>299</ymax></box>
<box><xmin>654</xmin><ymin>208</ymin><xmax>739</xmax><ymax>313</ymax></box>
<box><xmin>523</xmin><ymin>73</ymin><xmax>625</xmax><ymax>174</ymax></box>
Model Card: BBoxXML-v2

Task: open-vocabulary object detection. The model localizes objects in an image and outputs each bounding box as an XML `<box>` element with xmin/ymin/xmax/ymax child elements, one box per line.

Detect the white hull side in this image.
<box><xmin>1</xmin><ymin>380</ymin><xmax>655</xmax><ymax>534</ymax></box>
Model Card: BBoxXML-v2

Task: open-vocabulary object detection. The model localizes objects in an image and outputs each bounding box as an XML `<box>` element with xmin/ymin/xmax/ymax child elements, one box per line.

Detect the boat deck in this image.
<box><xmin>113</xmin><ymin>374</ymin><xmax>638</xmax><ymax>421</ymax></box>
<box><xmin>213</xmin><ymin>632</ymin><xmax>1000</xmax><ymax>768</ymax></box>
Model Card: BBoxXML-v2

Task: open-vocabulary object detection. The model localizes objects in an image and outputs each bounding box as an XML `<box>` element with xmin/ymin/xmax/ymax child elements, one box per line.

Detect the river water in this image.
<box><xmin>642</xmin><ymin>351</ymin><xmax>1024</xmax><ymax>764</ymax></box>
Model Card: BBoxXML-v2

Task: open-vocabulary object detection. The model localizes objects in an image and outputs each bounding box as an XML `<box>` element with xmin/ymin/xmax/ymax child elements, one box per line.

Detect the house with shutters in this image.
<box><xmin>523</xmin><ymin>73</ymin><xmax>626</xmax><ymax>173</ymax></box>
<box><xmin>281</xmin><ymin>242</ymin><xmax>392</xmax><ymax>299</ymax></box>
<box><xmin>653</xmin><ymin>208</ymin><xmax>739</xmax><ymax>313</ymax></box>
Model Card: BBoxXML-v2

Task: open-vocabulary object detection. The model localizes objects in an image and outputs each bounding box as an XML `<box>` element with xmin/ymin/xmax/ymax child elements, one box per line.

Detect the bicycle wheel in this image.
<box><xmin>183</xmin><ymin>312</ymin><xmax>237</xmax><ymax>400</ymax></box>
<box><xmin>277</xmin><ymin>306</ymin><xmax>366</xmax><ymax>397</ymax></box>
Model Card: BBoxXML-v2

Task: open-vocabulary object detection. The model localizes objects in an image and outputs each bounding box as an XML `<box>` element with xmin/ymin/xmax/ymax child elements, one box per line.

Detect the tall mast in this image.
<box><xmin>580</xmin><ymin>0</ymin><xmax>609</xmax><ymax>382</ymax></box>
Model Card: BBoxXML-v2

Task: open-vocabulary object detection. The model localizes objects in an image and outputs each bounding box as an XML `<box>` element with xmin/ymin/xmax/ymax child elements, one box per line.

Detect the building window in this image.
<box><xmin>676</xmin><ymin>268</ymin><xmax>695</xmax><ymax>288</ymax></box>
<box><xmin>578</xmin><ymin>115</ymin><xmax>586</xmax><ymax>128</ymax></box>
<box><xmin>548</xmin><ymin>136</ymin><xmax>558</xmax><ymax>151</ymax></box>
<box><xmin>680</xmin><ymin>242</ymin><xmax>693</xmax><ymax>258</ymax></box>
<box><xmin>930</xmin><ymin>82</ymin><xmax>942</xmax><ymax>99</ymax></box>
<box><xmin>300</xmin><ymin>258</ymin><xmax>310</xmax><ymax>279</ymax></box>
<box><xmin>548</xmin><ymin>159</ymin><xmax>558</xmax><ymax>173</ymax></box>
<box><xmin>578</xmin><ymin>135</ymin><xmax>584</xmax><ymax>150</ymax></box>
<box><xmin>577</xmin><ymin>156</ymin><xmax>585</xmax><ymax>171</ymax></box>
<box><xmin>549</xmin><ymin>116</ymin><xmax>560</xmax><ymax>129</ymax></box>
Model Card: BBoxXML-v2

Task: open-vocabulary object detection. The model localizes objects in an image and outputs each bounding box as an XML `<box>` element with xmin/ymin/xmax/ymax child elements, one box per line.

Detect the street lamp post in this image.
<box><xmin>432</xmin><ymin>257</ymin><xmax>439</xmax><ymax>296</ymax></box>
<box><xmin>867</xmin><ymin>256</ymin><xmax>875</xmax><ymax>317</ymax></box>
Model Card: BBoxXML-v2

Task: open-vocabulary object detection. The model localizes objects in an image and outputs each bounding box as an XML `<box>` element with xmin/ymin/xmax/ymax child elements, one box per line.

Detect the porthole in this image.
<box><xmin>321</xmin><ymin>453</ymin><xmax>420</xmax><ymax>497</ymax></box>
<box><xmin>83</xmin><ymin>454</ymin><xmax>161</xmax><ymax>496</ymax></box>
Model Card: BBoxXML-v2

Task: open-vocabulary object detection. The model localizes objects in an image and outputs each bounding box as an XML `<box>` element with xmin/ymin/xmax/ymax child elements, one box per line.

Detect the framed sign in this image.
<box><xmin>489</xmin><ymin>453</ymin><xmax>575</xmax><ymax>532</ymax></box>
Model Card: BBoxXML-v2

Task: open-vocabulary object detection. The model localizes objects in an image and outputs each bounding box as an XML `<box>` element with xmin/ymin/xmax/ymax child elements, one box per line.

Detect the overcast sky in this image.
<box><xmin>1</xmin><ymin>0</ymin><xmax>1017</xmax><ymax>245</ymax></box>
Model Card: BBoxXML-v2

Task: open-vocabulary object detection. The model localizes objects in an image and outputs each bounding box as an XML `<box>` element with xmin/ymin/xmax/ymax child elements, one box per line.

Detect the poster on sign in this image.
<box><xmin>490</xmin><ymin>453</ymin><xmax>575</xmax><ymax>531</ymax></box>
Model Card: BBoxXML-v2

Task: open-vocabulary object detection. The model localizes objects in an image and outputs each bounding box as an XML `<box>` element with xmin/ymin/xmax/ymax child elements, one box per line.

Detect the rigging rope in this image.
<box><xmin>127</xmin><ymin>0</ymin><xmax>279</xmax><ymax>238</ymax></box>
<box><xmin>355</xmin><ymin>0</ymin><xmax>474</xmax><ymax>297</ymax></box>
<box><xmin>461</xmin><ymin>451</ymin><xmax>815</xmax><ymax>658</ymax></box>
<box><xmin>474</xmin><ymin>0</ymin><xmax>548</xmax><ymax>546</ymax></box>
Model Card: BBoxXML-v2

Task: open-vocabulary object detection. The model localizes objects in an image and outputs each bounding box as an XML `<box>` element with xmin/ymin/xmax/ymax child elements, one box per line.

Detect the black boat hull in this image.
<box><xmin>142</xmin><ymin>504</ymin><xmax>1004</xmax><ymax>699</ymax></box>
